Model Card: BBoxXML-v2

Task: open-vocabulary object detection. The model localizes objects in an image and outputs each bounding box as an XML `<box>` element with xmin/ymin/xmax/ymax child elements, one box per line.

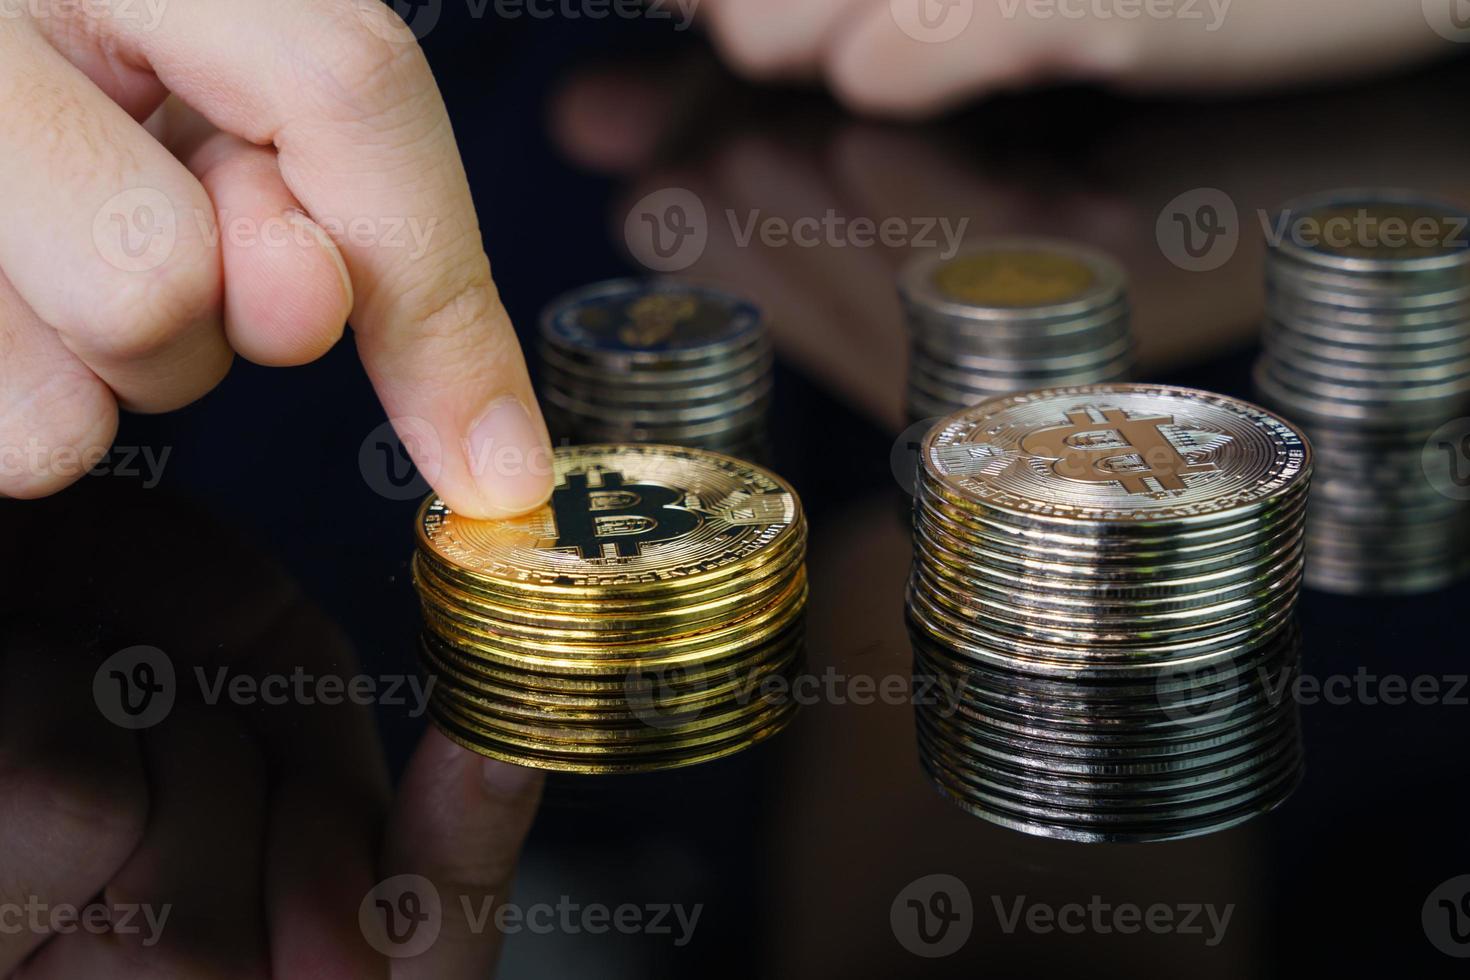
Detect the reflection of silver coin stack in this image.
<box><xmin>539</xmin><ymin>280</ymin><xmax>773</xmax><ymax>457</ymax></box>
<box><xmin>898</xmin><ymin>240</ymin><xmax>1134</xmax><ymax>421</ymax></box>
<box><xmin>1253</xmin><ymin>190</ymin><xmax>1470</xmax><ymax>594</ymax></box>
<box><xmin>908</xmin><ymin>385</ymin><xmax>1311</xmax><ymax>843</ymax></box>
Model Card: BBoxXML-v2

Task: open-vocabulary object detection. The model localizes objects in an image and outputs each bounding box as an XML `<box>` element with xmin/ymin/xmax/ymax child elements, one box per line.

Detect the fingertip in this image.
<box><xmin>457</xmin><ymin>395</ymin><xmax>555</xmax><ymax>520</ymax></box>
<box><xmin>0</xmin><ymin>369</ymin><xmax>119</xmax><ymax>499</ymax></box>
<box><xmin>226</xmin><ymin>210</ymin><xmax>353</xmax><ymax>367</ymax></box>
<box><xmin>482</xmin><ymin>757</ymin><xmax>544</xmax><ymax>802</ymax></box>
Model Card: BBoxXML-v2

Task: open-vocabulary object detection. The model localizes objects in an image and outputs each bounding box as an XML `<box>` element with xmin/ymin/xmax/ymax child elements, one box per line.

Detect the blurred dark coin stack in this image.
<box><xmin>413</xmin><ymin>445</ymin><xmax>807</xmax><ymax>774</ymax></box>
<box><xmin>907</xmin><ymin>384</ymin><xmax>1311</xmax><ymax>842</ymax></box>
<box><xmin>898</xmin><ymin>240</ymin><xmax>1135</xmax><ymax>421</ymax></box>
<box><xmin>539</xmin><ymin>279</ymin><xmax>773</xmax><ymax>459</ymax></box>
<box><xmin>1254</xmin><ymin>189</ymin><xmax>1470</xmax><ymax>594</ymax></box>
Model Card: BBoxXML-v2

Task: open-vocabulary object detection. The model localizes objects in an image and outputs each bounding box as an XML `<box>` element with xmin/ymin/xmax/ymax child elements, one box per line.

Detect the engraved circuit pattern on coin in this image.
<box><xmin>924</xmin><ymin>384</ymin><xmax>1311</xmax><ymax>523</ymax></box>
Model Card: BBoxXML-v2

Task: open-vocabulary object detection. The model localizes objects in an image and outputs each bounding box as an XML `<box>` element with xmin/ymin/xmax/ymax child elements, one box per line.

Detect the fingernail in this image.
<box><xmin>483</xmin><ymin>758</ymin><xmax>540</xmax><ymax>798</ymax></box>
<box><xmin>286</xmin><ymin>209</ymin><xmax>354</xmax><ymax>321</ymax></box>
<box><xmin>464</xmin><ymin>396</ymin><xmax>554</xmax><ymax>516</ymax></box>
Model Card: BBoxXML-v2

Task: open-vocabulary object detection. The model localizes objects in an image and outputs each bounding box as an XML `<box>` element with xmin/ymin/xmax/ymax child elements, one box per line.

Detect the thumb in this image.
<box><xmin>381</xmin><ymin>728</ymin><xmax>543</xmax><ymax>979</ymax></box>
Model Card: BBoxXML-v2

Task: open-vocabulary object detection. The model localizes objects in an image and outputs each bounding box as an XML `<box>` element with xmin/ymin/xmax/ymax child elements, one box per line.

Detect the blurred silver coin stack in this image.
<box><xmin>1253</xmin><ymin>189</ymin><xmax>1470</xmax><ymax>594</ymax></box>
<box><xmin>539</xmin><ymin>279</ymin><xmax>773</xmax><ymax>457</ymax></box>
<box><xmin>898</xmin><ymin>240</ymin><xmax>1135</xmax><ymax>421</ymax></box>
<box><xmin>908</xmin><ymin>384</ymin><xmax>1311</xmax><ymax>842</ymax></box>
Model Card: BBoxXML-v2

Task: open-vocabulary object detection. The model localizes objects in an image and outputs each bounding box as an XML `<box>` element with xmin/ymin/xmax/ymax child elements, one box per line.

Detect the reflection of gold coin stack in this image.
<box><xmin>898</xmin><ymin>241</ymin><xmax>1135</xmax><ymax>421</ymax></box>
<box><xmin>1254</xmin><ymin>190</ymin><xmax>1470</xmax><ymax>594</ymax></box>
<box><xmin>907</xmin><ymin>384</ymin><xmax>1310</xmax><ymax>842</ymax></box>
<box><xmin>539</xmin><ymin>280</ymin><xmax>773</xmax><ymax>458</ymax></box>
<box><xmin>412</xmin><ymin>445</ymin><xmax>806</xmax><ymax>773</ymax></box>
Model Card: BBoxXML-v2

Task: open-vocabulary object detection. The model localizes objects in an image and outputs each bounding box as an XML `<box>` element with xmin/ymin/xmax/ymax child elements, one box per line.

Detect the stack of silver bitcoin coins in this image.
<box><xmin>413</xmin><ymin>445</ymin><xmax>807</xmax><ymax>774</ymax></box>
<box><xmin>898</xmin><ymin>240</ymin><xmax>1135</xmax><ymax>420</ymax></box>
<box><xmin>1254</xmin><ymin>189</ymin><xmax>1470</xmax><ymax>594</ymax></box>
<box><xmin>539</xmin><ymin>279</ymin><xmax>773</xmax><ymax>457</ymax></box>
<box><xmin>908</xmin><ymin>384</ymin><xmax>1311</xmax><ymax>842</ymax></box>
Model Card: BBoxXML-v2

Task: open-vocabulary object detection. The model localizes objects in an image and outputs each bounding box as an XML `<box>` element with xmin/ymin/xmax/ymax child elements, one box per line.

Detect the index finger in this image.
<box><xmin>88</xmin><ymin>0</ymin><xmax>553</xmax><ymax>517</ymax></box>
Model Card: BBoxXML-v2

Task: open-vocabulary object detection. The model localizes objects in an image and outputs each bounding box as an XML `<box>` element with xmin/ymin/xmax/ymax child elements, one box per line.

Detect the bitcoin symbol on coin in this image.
<box><xmin>620</xmin><ymin>293</ymin><xmax>698</xmax><ymax>347</ymax></box>
<box><xmin>551</xmin><ymin>470</ymin><xmax>703</xmax><ymax>559</ymax></box>
<box><xmin>1020</xmin><ymin>406</ymin><xmax>1215</xmax><ymax>494</ymax></box>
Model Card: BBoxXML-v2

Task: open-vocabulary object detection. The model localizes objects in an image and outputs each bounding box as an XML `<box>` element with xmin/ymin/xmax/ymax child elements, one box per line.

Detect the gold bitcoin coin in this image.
<box><xmin>417</xmin><ymin>444</ymin><xmax>802</xmax><ymax>598</ymax></box>
<box><xmin>412</xmin><ymin>443</ymin><xmax>808</xmax><ymax>774</ymax></box>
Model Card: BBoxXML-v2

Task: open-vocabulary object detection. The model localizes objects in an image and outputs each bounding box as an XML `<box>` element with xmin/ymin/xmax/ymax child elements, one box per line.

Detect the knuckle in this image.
<box><xmin>92</xmin><ymin>253</ymin><xmax>220</xmax><ymax>362</ymax></box>
<box><xmin>403</xmin><ymin>266</ymin><xmax>511</xmax><ymax>354</ymax></box>
<box><xmin>709</xmin><ymin>13</ymin><xmax>794</xmax><ymax>80</ymax></box>
<box><xmin>0</xmin><ymin>371</ymin><xmax>117</xmax><ymax>499</ymax></box>
<box><xmin>823</xmin><ymin>51</ymin><xmax>931</xmax><ymax>120</ymax></box>
<box><xmin>0</xmin><ymin>758</ymin><xmax>148</xmax><ymax>871</ymax></box>
<box><xmin>298</xmin><ymin>6</ymin><xmax>435</xmax><ymax>121</ymax></box>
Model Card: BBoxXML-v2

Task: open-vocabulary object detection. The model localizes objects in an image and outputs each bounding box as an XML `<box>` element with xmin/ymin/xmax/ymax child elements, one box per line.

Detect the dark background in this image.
<box><xmin>31</xmin><ymin>6</ymin><xmax>1470</xmax><ymax>977</ymax></box>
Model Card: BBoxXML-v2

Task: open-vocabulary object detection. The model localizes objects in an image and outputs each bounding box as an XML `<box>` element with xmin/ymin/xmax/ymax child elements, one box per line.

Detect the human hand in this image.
<box><xmin>697</xmin><ymin>0</ymin><xmax>1453</xmax><ymax>118</ymax></box>
<box><xmin>0</xmin><ymin>483</ymin><xmax>543</xmax><ymax>978</ymax></box>
<box><xmin>0</xmin><ymin>2</ymin><xmax>552</xmax><ymax>518</ymax></box>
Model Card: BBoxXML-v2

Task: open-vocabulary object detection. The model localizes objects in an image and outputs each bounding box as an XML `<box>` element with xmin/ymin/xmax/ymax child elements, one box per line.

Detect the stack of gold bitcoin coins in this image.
<box><xmin>412</xmin><ymin>445</ymin><xmax>806</xmax><ymax>773</ymax></box>
<box><xmin>539</xmin><ymin>280</ymin><xmax>773</xmax><ymax>456</ymax></box>
<box><xmin>898</xmin><ymin>240</ymin><xmax>1135</xmax><ymax>421</ymax></box>
<box><xmin>1254</xmin><ymin>189</ymin><xmax>1470</xmax><ymax>594</ymax></box>
<box><xmin>907</xmin><ymin>384</ymin><xmax>1311</xmax><ymax>842</ymax></box>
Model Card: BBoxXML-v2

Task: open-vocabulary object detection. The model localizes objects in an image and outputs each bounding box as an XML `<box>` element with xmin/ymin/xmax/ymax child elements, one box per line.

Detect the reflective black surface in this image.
<box><xmin>6</xmin><ymin>14</ymin><xmax>1470</xmax><ymax>978</ymax></box>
